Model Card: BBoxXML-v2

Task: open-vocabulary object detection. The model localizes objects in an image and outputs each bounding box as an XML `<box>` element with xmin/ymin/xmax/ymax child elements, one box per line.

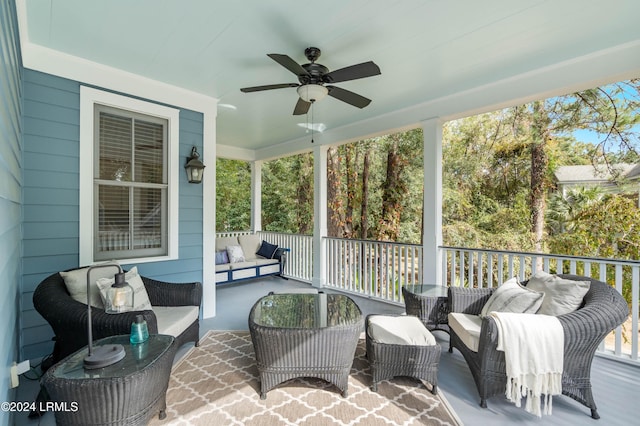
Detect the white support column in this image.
<box><xmin>250</xmin><ymin>160</ymin><xmax>263</xmax><ymax>232</ymax></box>
<box><xmin>202</xmin><ymin>106</ymin><xmax>218</xmax><ymax>319</ymax></box>
<box><xmin>312</xmin><ymin>145</ymin><xmax>329</xmax><ymax>289</ymax></box>
<box><xmin>421</xmin><ymin>118</ymin><xmax>443</xmax><ymax>285</ymax></box>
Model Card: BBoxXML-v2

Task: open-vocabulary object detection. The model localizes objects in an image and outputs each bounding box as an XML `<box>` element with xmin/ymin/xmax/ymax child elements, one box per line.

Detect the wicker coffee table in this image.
<box><xmin>249</xmin><ymin>293</ymin><xmax>363</xmax><ymax>399</ymax></box>
<box><xmin>402</xmin><ymin>284</ymin><xmax>449</xmax><ymax>332</ymax></box>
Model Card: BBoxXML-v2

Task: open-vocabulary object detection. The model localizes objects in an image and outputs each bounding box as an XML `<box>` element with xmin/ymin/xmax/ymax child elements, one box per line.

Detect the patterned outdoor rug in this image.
<box><xmin>149</xmin><ymin>330</ymin><xmax>462</xmax><ymax>426</ymax></box>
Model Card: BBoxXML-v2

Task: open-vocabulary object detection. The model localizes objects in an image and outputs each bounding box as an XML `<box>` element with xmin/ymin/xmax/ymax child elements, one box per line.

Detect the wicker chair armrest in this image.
<box><xmin>558</xmin><ymin>286</ymin><xmax>629</xmax><ymax>349</ymax></box>
<box><xmin>448</xmin><ymin>287</ymin><xmax>494</xmax><ymax>315</ymax></box>
<box><xmin>142</xmin><ymin>277</ymin><xmax>202</xmax><ymax>307</ymax></box>
<box><xmin>89</xmin><ymin>308</ymin><xmax>159</xmax><ymax>339</ymax></box>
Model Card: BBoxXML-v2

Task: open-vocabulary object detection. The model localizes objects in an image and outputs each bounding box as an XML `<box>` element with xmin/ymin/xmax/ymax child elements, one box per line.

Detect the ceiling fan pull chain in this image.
<box><xmin>311</xmin><ymin>101</ymin><xmax>315</xmax><ymax>143</ymax></box>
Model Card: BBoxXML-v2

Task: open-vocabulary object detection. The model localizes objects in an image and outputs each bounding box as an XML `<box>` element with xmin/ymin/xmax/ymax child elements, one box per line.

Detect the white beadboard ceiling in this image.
<box><xmin>17</xmin><ymin>0</ymin><xmax>640</xmax><ymax>155</ymax></box>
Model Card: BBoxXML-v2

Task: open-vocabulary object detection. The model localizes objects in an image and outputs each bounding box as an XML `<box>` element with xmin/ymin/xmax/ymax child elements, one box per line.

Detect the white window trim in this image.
<box><xmin>79</xmin><ymin>86</ymin><xmax>180</xmax><ymax>265</ymax></box>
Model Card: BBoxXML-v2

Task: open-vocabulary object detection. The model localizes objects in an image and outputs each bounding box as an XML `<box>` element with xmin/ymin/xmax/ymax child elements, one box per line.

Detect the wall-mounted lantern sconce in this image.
<box><xmin>184</xmin><ymin>146</ymin><xmax>205</xmax><ymax>184</ymax></box>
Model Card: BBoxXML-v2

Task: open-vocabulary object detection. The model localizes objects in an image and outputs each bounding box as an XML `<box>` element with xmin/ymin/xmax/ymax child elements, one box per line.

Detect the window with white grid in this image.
<box><xmin>80</xmin><ymin>87</ymin><xmax>179</xmax><ymax>264</ymax></box>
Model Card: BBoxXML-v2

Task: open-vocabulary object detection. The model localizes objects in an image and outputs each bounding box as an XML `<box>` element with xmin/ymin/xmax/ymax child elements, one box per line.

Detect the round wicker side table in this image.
<box><xmin>42</xmin><ymin>334</ymin><xmax>176</xmax><ymax>426</ymax></box>
<box><xmin>402</xmin><ymin>284</ymin><xmax>449</xmax><ymax>332</ymax></box>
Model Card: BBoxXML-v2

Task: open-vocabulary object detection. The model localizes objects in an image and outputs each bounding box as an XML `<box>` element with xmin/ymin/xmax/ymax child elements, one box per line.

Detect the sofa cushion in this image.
<box><xmin>215</xmin><ymin>263</ymin><xmax>231</xmax><ymax>272</ymax></box>
<box><xmin>226</xmin><ymin>245</ymin><xmax>245</xmax><ymax>263</ymax></box>
<box><xmin>153</xmin><ymin>306</ymin><xmax>199</xmax><ymax>337</ymax></box>
<box><xmin>526</xmin><ymin>271</ymin><xmax>590</xmax><ymax>316</ymax></box>
<box><xmin>480</xmin><ymin>277</ymin><xmax>544</xmax><ymax>317</ymax></box>
<box><xmin>255</xmin><ymin>258</ymin><xmax>279</xmax><ymax>266</ymax></box>
<box><xmin>257</xmin><ymin>240</ymin><xmax>279</xmax><ymax>259</ymax></box>
<box><xmin>238</xmin><ymin>234</ymin><xmax>262</xmax><ymax>260</ymax></box>
<box><xmin>60</xmin><ymin>262</ymin><xmax>121</xmax><ymax>308</ymax></box>
<box><xmin>216</xmin><ymin>237</ymin><xmax>238</xmax><ymax>252</ymax></box>
<box><xmin>368</xmin><ymin>315</ymin><xmax>436</xmax><ymax>346</ymax></box>
<box><xmin>95</xmin><ymin>266</ymin><xmax>152</xmax><ymax>312</ymax></box>
<box><xmin>227</xmin><ymin>260</ymin><xmax>258</xmax><ymax>269</ymax></box>
<box><xmin>449</xmin><ymin>312</ymin><xmax>483</xmax><ymax>352</ymax></box>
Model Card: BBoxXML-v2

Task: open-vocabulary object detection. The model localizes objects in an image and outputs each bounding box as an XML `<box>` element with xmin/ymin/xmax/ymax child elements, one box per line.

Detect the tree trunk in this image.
<box><xmin>530</xmin><ymin>100</ymin><xmax>549</xmax><ymax>253</ymax></box>
<box><xmin>360</xmin><ymin>148</ymin><xmax>371</xmax><ymax>239</ymax></box>
<box><xmin>344</xmin><ymin>144</ymin><xmax>357</xmax><ymax>238</ymax></box>
<box><xmin>377</xmin><ymin>136</ymin><xmax>405</xmax><ymax>241</ymax></box>
<box><xmin>295</xmin><ymin>154</ymin><xmax>314</xmax><ymax>235</ymax></box>
<box><xmin>327</xmin><ymin>147</ymin><xmax>344</xmax><ymax>237</ymax></box>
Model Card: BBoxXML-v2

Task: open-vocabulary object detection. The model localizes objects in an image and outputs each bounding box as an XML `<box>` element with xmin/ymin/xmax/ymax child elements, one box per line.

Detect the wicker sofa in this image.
<box><xmin>33</xmin><ymin>269</ymin><xmax>202</xmax><ymax>366</ymax></box>
<box><xmin>448</xmin><ymin>275</ymin><xmax>629</xmax><ymax>419</ymax></box>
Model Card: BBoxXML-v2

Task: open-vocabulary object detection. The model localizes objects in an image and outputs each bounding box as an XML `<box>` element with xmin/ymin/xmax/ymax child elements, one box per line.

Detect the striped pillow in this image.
<box><xmin>480</xmin><ymin>277</ymin><xmax>544</xmax><ymax>317</ymax></box>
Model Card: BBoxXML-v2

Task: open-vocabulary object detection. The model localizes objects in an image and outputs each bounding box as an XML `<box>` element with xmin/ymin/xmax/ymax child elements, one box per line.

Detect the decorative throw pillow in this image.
<box><xmin>60</xmin><ymin>262</ymin><xmax>121</xmax><ymax>308</ymax></box>
<box><xmin>256</xmin><ymin>240</ymin><xmax>279</xmax><ymax>259</ymax></box>
<box><xmin>526</xmin><ymin>270</ymin><xmax>590</xmax><ymax>316</ymax></box>
<box><xmin>96</xmin><ymin>266</ymin><xmax>152</xmax><ymax>312</ymax></box>
<box><xmin>480</xmin><ymin>277</ymin><xmax>544</xmax><ymax>318</ymax></box>
<box><xmin>226</xmin><ymin>245</ymin><xmax>245</xmax><ymax>263</ymax></box>
<box><xmin>215</xmin><ymin>250</ymin><xmax>229</xmax><ymax>265</ymax></box>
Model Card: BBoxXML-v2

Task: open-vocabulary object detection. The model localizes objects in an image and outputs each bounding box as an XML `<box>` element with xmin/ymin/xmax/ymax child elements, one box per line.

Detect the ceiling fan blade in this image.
<box><xmin>267</xmin><ymin>54</ymin><xmax>310</xmax><ymax>76</ymax></box>
<box><xmin>323</xmin><ymin>61</ymin><xmax>381</xmax><ymax>83</ymax></box>
<box><xmin>293</xmin><ymin>98</ymin><xmax>311</xmax><ymax>115</ymax></box>
<box><xmin>240</xmin><ymin>83</ymin><xmax>299</xmax><ymax>93</ymax></box>
<box><xmin>327</xmin><ymin>86</ymin><xmax>372</xmax><ymax>108</ymax></box>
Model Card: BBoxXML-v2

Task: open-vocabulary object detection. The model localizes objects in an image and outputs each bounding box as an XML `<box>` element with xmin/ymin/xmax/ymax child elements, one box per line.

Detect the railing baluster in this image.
<box><xmin>615</xmin><ymin>265</ymin><xmax>623</xmax><ymax>356</ymax></box>
<box><xmin>631</xmin><ymin>266</ymin><xmax>639</xmax><ymax>361</ymax></box>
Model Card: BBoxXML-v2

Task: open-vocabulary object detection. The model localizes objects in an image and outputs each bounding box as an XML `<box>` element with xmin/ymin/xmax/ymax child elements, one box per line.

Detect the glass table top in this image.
<box><xmin>252</xmin><ymin>293</ymin><xmax>362</xmax><ymax>329</ymax></box>
<box><xmin>403</xmin><ymin>284</ymin><xmax>448</xmax><ymax>298</ymax></box>
<box><xmin>52</xmin><ymin>334</ymin><xmax>174</xmax><ymax>379</ymax></box>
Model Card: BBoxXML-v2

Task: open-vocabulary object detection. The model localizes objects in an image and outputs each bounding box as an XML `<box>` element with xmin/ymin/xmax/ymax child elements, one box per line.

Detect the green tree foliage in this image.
<box><xmin>215</xmin><ymin>158</ymin><xmax>251</xmax><ymax>231</ymax></box>
<box><xmin>262</xmin><ymin>152</ymin><xmax>314</xmax><ymax>234</ymax></box>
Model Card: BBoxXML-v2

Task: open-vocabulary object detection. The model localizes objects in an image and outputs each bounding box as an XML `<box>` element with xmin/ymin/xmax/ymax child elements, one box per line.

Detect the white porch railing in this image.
<box><xmin>324</xmin><ymin>237</ymin><xmax>423</xmax><ymax>305</ymax></box>
<box><xmin>257</xmin><ymin>231</ymin><xmax>313</xmax><ymax>282</ymax></box>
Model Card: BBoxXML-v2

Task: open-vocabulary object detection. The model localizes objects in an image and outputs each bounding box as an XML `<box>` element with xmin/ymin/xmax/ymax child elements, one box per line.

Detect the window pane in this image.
<box><xmin>133</xmin><ymin>187</ymin><xmax>163</xmax><ymax>250</ymax></box>
<box><xmin>99</xmin><ymin>112</ymin><xmax>132</xmax><ymax>181</ymax></box>
<box><xmin>135</xmin><ymin>119</ymin><xmax>165</xmax><ymax>184</ymax></box>
<box><xmin>97</xmin><ymin>185</ymin><xmax>130</xmax><ymax>251</ymax></box>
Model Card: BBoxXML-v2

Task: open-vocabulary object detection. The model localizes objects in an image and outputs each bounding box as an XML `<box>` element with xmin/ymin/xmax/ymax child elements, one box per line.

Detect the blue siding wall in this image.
<box><xmin>21</xmin><ymin>71</ymin><xmax>204</xmax><ymax>360</ymax></box>
<box><xmin>0</xmin><ymin>0</ymin><xmax>22</xmax><ymax>421</ymax></box>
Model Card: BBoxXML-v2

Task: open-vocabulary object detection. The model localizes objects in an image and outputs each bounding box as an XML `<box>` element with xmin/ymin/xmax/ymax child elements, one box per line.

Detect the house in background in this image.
<box><xmin>1</xmin><ymin>2</ymin><xmax>640</xmax><ymax>424</ymax></box>
<box><xmin>554</xmin><ymin>163</ymin><xmax>640</xmax><ymax>205</ymax></box>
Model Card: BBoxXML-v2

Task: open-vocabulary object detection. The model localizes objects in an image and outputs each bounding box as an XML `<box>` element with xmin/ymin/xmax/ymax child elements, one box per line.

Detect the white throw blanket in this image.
<box><xmin>489</xmin><ymin>312</ymin><xmax>564</xmax><ymax>417</ymax></box>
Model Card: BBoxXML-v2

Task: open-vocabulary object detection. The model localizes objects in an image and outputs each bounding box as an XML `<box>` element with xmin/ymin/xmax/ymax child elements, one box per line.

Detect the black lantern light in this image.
<box><xmin>84</xmin><ymin>264</ymin><xmax>134</xmax><ymax>369</ymax></box>
<box><xmin>184</xmin><ymin>146</ymin><xmax>205</xmax><ymax>184</ymax></box>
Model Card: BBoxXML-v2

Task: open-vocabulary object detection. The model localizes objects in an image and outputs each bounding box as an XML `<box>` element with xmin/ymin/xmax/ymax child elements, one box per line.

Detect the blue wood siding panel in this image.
<box><xmin>21</xmin><ymin>72</ymin><xmax>205</xmax><ymax>361</ymax></box>
<box><xmin>0</xmin><ymin>0</ymin><xmax>22</xmax><ymax>421</ymax></box>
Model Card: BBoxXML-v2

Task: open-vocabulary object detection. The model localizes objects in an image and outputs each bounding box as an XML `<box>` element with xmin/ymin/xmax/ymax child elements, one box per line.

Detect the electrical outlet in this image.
<box><xmin>10</xmin><ymin>363</ymin><xmax>18</xmax><ymax>389</ymax></box>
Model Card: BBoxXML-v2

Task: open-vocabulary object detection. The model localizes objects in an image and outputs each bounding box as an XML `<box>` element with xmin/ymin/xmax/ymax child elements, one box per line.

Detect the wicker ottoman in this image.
<box><xmin>366</xmin><ymin>314</ymin><xmax>441</xmax><ymax>394</ymax></box>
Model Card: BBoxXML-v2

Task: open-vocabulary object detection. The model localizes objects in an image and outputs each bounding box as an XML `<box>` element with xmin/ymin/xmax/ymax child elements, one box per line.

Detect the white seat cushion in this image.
<box><xmin>153</xmin><ymin>306</ymin><xmax>199</xmax><ymax>338</ymax></box>
<box><xmin>448</xmin><ymin>312</ymin><xmax>483</xmax><ymax>352</ymax></box>
<box><xmin>368</xmin><ymin>315</ymin><xmax>436</xmax><ymax>346</ymax></box>
<box><xmin>215</xmin><ymin>263</ymin><xmax>231</xmax><ymax>272</ymax></box>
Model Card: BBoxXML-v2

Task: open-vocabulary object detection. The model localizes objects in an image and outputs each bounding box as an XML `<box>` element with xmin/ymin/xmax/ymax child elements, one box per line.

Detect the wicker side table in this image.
<box><xmin>402</xmin><ymin>284</ymin><xmax>449</xmax><ymax>332</ymax></box>
<box><xmin>249</xmin><ymin>293</ymin><xmax>363</xmax><ymax>399</ymax></box>
<box><xmin>42</xmin><ymin>334</ymin><xmax>176</xmax><ymax>426</ymax></box>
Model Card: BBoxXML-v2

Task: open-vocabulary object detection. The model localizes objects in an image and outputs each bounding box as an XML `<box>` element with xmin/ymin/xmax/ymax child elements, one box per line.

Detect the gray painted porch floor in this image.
<box><xmin>17</xmin><ymin>277</ymin><xmax>639</xmax><ymax>425</ymax></box>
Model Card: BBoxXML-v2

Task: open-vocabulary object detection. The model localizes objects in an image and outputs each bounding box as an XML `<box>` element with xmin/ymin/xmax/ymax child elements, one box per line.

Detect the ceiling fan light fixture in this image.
<box><xmin>297</xmin><ymin>84</ymin><xmax>328</xmax><ymax>103</ymax></box>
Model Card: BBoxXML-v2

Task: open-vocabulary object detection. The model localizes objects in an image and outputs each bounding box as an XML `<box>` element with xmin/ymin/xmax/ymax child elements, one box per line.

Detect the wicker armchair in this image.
<box><xmin>34</xmin><ymin>268</ymin><xmax>202</xmax><ymax>366</ymax></box>
<box><xmin>448</xmin><ymin>275</ymin><xmax>629</xmax><ymax>419</ymax></box>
